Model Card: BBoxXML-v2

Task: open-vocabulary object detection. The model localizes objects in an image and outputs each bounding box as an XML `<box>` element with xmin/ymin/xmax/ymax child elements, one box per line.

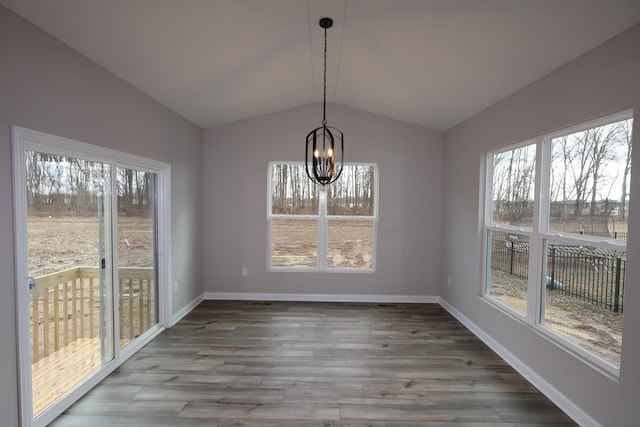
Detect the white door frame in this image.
<box><xmin>12</xmin><ymin>126</ymin><xmax>172</xmax><ymax>427</ymax></box>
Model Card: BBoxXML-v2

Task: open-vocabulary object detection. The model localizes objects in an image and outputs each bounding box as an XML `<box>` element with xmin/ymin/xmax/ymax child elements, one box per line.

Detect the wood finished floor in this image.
<box><xmin>50</xmin><ymin>300</ymin><xmax>577</xmax><ymax>426</ymax></box>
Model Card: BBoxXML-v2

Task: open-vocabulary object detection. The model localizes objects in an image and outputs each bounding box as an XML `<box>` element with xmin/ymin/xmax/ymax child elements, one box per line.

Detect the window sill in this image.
<box><xmin>268</xmin><ymin>266</ymin><xmax>376</xmax><ymax>273</ymax></box>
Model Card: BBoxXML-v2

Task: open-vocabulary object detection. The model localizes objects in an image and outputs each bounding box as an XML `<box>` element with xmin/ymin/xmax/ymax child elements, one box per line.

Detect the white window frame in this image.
<box><xmin>483</xmin><ymin>139</ymin><xmax>538</xmax><ymax>319</ymax></box>
<box><xmin>267</xmin><ymin>161</ymin><xmax>378</xmax><ymax>272</ymax></box>
<box><xmin>482</xmin><ymin>110</ymin><xmax>632</xmax><ymax>378</ymax></box>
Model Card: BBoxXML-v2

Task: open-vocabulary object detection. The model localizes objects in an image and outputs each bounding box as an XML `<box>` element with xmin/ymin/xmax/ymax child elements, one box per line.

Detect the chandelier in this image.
<box><xmin>305</xmin><ymin>17</ymin><xmax>344</xmax><ymax>186</ymax></box>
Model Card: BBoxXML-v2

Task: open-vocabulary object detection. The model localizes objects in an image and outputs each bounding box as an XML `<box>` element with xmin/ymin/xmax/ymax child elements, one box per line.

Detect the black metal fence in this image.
<box><xmin>579</xmin><ymin>231</ymin><xmax>628</xmax><ymax>241</ymax></box>
<box><xmin>491</xmin><ymin>232</ymin><xmax>625</xmax><ymax>313</ymax></box>
<box><xmin>491</xmin><ymin>237</ymin><xmax>529</xmax><ymax>279</ymax></box>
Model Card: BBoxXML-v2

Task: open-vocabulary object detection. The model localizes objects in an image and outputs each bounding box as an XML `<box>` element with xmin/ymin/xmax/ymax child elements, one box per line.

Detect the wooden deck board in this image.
<box><xmin>32</xmin><ymin>337</ymin><xmax>132</xmax><ymax>416</ymax></box>
<box><xmin>32</xmin><ymin>337</ymin><xmax>102</xmax><ymax>416</ymax></box>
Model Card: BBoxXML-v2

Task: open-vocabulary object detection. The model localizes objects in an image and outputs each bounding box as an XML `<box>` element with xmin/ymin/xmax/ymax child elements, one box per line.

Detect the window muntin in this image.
<box><xmin>269</xmin><ymin>162</ymin><xmax>377</xmax><ymax>271</ymax></box>
<box><xmin>483</xmin><ymin>111</ymin><xmax>632</xmax><ymax>372</ymax></box>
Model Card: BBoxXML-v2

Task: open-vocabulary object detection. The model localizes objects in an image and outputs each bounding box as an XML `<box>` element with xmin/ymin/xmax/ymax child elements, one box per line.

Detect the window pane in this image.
<box><xmin>549</xmin><ymin>118</ymin><xmax>633</xmax><ymax>239</ymax></box>
<box><xmin>117</xmin><ymin>168</ymin><xmax>158</xmax><ymax>348</ymax></box>
<box><xmin>490</xmin><ymin>144</ymin><xmax>536</xmax><ymax>228</ymax></box>
<box><xmin>271</xmin><ymin>218</ymin><xmax>317</xmax><ymax>267</ymax></box>
<box><xmin>541</xmin><ymin>239</ymin><xmax>624</xmax><ymax>367</ymax></box>
<box><xmin>271</xmin><ymin>164</ymin><xmax>318</xmax><ymax>215</ymax></box>
<box><xmin>327</xmin><ymin>165</ymin><xmax>376</xmax><ymax>216</ymax></box>
<box><xmin>486</xmin><ymin>230</ymin><xmax>529</xmax><ymax>315</ymax></box>
<box><xmin>327</xmin><ymin>219</ymin><xmax>374</xmax><ymax>269</ymax></box>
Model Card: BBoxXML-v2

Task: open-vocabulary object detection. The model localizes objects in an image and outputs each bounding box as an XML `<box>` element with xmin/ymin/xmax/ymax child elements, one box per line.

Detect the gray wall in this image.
<box><xmin>0</xmin><ymin>6</ymin><xmax>204</xmax><ymax>425</ymax></box>
<box><xmin>441</xmin><ymin>23</ymin><xmax>640</xmax><ymax>425</ymax></box>
<box><xmin>203</xmin><ymin>104</ymin><xmax>443</xmax><ymax>298</ymax></box>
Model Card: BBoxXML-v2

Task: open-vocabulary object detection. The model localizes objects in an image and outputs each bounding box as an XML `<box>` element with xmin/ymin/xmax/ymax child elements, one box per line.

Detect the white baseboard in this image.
<box><xmin>171</xmin><ymin>293</ymin><xmax>204</xmax><ymax>326</ymax></box>
<box><xmin>204</xmin><ymin>292</ymin><xmax>439</xmax><ymax>304</ymax></box>
<box><xmin>438</xmin><ymin>298</ymin><xmax>599</xmax><ymax>427</ymax></box>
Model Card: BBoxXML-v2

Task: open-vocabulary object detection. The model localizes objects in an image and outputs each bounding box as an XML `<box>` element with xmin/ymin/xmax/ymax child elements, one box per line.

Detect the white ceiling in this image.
<box><xmin>3</xmin><ymin>0</ymin><xmax>640</xmax><ymax>131</ymax></box>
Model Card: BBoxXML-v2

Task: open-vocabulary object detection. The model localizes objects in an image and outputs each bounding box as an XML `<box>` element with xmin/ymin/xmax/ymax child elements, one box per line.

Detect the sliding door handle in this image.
<box><xmin>27</xmin><ymin>276</ymin><xmax>39</xmax><ymax>302</ymax></box>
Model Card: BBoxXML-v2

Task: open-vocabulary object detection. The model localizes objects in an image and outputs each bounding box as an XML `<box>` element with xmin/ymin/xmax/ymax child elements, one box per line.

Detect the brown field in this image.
<box><xmin>271</xmin><ymin>218</ymin><xmax>374</xmax><ymax>268</ymax></box>
<box><xmin>489</xmin><ymin>269</ymin><xmax>622</xmax><ymax>366</ymax></box>
<box><xmin>28</xmin><ymin>215</ymin><xmax>155</xmax><ymax>276</ymax></box>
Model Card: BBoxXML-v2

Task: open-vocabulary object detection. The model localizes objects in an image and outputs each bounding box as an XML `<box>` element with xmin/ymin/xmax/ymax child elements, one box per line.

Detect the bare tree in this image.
<box><xmin>566</xmin><ymin>132</ymin><xmax>593</xmax><ymax>218</ymax></box>
<box><xmin>586</xmin><ymin>124</ymin><xmax>619</xmax><ymax>216</ymax></box>
<box><xmin>550</xmin><ymin>136</ymin><xmax>573</xmax><ymax>220</ymax></box>
<box><xmin>618</xmin><ymin>119</ymin><xmax>633</xmax><ymax>220</ymax></box>
<box><xmin>549</xmin><ymin>117</ymin><xmax>633</xmax><ymax>235</ymax></box>
<box><xmin>491</xmin><ymin>145</ymin><xmax>535</xmax><ymax>224</ymax></box>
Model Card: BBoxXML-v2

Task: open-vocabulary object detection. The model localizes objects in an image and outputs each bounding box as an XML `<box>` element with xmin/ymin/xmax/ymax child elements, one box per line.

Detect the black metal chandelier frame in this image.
<box><xmin>305</xmin><ymin>17</ymin><xmax>344</xmax><ymax>186</ymax></box>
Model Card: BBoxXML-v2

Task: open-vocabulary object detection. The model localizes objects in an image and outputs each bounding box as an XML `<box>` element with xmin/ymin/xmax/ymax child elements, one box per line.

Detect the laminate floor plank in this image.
<box><xmin>50</xmin><ymin>301</ymin><xmax>577</xmax><ymax>426</ymax></box>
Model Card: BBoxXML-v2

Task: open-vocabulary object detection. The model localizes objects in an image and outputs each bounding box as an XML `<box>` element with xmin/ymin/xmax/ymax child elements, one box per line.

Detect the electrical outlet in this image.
<box><xmin>447</xmin><ymin>276</ymin><xmax>451</xmax><ymax>286</ymax></box>
<box><xmin>242</xmin><ymin>268</ymin><xmax>247</xmax><ymax>276</ymax></box>
<box><xmin>174</xmin><ymin>281</ymin><xmax>178</xmax><ymax>292</ymax></box>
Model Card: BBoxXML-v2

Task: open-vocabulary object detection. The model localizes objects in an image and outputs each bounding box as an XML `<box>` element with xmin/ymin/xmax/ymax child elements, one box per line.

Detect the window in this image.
<box><xmin>269</xmin><ymin>162</ymin><xmax>377</xmax><ymax>271</ymax></box>
<box><xmin>485</xmin><ymin>142</ymin><xmax>536</xmax><ymax>315</ymax></box>
<box><xmin>484</xmin><ymin>111</ymin><xmax>633</xmax><ymax>373</ymax></box>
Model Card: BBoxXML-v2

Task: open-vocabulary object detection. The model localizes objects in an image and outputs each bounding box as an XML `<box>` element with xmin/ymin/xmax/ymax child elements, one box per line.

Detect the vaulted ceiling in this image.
<box><xmin>2</xmin><ymin>0</ymin><xmax>640</xmax><ymax>131</ymax></box>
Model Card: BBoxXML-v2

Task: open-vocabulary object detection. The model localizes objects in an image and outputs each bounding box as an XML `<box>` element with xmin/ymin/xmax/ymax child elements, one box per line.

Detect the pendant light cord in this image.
<box><xmin>322</xmin><ymin>25</ymin><xmax>327</xmax><ymax>126</ymax></box>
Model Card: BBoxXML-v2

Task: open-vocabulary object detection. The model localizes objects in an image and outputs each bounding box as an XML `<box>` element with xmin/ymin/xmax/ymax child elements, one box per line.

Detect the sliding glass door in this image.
<box><xmin>117</xmin><ymin>167</ymin><xmax>158</xmax><ymax>348</ymax></box>
<box><xmin>26</xmin><ymin>152</ymin><xmax>115</xmax><ymax>417</ymax></box>
<box><xmin>13</xmin><ymin>127</ymin><xmax>168</xmax><ymax>427</ymax></box>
